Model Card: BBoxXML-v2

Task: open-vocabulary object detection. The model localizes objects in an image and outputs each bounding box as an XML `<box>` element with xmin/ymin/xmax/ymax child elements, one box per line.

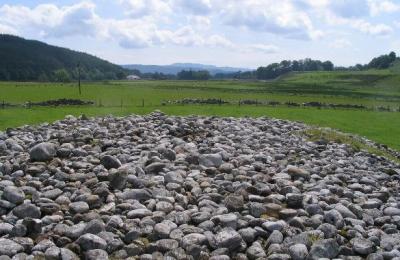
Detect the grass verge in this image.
<box><xmin>300</xmin><ymin>127</ymin><xmax>400</xmax><ymax>164</ymax></box>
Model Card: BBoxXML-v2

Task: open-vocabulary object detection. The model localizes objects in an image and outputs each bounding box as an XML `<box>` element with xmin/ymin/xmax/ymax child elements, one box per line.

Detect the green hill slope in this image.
<box><xmin>0</xmin><ymin>34</ymin><xmax>127</xmax><ymax>81</ymax></box>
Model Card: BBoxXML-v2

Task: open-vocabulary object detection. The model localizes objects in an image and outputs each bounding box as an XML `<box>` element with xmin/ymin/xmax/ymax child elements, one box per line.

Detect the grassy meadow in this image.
<box><xmin>0</xmin><ymin>69</ymin><xmax>399</xmax><ymax>150</ymax></box>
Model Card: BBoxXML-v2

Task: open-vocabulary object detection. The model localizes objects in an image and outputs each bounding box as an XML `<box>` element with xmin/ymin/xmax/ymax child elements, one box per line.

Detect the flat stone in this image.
<box><xmin>12</xmin><ymin>203</ymin><xmax>41</xmax><ymax>219</ymax></box>
<box><xmin>127</xmin><ymin>209</ymin><xmax>152</xmax><ymax>218</ymax></box>
<box><xmin>76</xmin><ymin>234</ymin><xmax>107</xmax><ymax>251</ymax></box>
<box><xmin>383</xmin><ymin>207</ymin><xmax>400</xmax><ymax>216</ymax></box>
<box><xmin>70</xmin><ymin>201</ymin><xmax>89</xmax><ymax>214</ymax></box>
<box><xmin>0</xmin><ymin>238</ymin><xmax>24</xmax><ymax>256</ymax></box>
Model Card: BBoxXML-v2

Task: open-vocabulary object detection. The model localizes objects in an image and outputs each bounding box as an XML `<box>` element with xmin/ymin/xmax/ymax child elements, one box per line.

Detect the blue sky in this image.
<box><xmin>0</xmin><ymin>0</ymin><xmax>400</xmax><ymax>68</ymax></box>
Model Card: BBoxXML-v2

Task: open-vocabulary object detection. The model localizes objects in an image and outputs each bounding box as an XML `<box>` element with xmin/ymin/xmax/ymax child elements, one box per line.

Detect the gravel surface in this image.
<box><xmin>0</xmin><ymin>111</ymin><xmax>399</xmax><ymax>259</ymax></box>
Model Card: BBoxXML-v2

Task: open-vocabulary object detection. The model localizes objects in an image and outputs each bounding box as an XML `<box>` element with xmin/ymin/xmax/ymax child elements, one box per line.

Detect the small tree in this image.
<box><xmin>54</xmin><ymin>69</ymin><xmax>71</xmax><ymax>83</ymax></box>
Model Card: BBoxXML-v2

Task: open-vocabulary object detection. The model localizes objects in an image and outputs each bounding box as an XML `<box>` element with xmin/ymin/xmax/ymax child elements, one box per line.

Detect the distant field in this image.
<box><xmin>0</xmin><ymin>70</ymin><xmax>399</xmax><ymax>150</ymax></box>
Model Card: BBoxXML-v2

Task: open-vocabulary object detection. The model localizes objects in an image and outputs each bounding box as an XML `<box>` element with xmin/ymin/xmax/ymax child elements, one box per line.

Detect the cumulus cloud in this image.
<box><xmin>220</xmin><ymin>0</ymin><xmax>321</xmax><ymax>40</ymax></box>
<box><xmin>352</xmin><ymin>20</ymin><xmax>393</xmax><ymax>35</ymax></box>
<box><xmin>0</xmin><ymin>0</ymin><xmax>397</xmax><ymax>57</ymax></box>
<box><xmin>0</xmin><ymin>2</ymin><xmax>98</xmax><ymax>38</ymax></box>
<box><xmin>0</xmin><ymin>23</ymin><xmax>17</xmax><ymax>34</ymax></box>
<box><xmin>187</xmin><ymin>15</ymin><xmax>211</xmax><ymax>30</ymax></box>
<box><xmin>368</xmin><ymin>0</ymin><xmax>400</xmax><ymax>16</ymax></box>
<box><xmin>119</xmin><ymin>0</ymin><xmax>172</xmax><ymax>19</ymax></box>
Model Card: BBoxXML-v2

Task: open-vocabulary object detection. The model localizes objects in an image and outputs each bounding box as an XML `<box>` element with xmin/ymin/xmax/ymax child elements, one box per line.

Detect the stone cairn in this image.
<box><xmin>0</xmin><ymin>111</ymin><xmax>399</xmax><ymax>259</ymax></box>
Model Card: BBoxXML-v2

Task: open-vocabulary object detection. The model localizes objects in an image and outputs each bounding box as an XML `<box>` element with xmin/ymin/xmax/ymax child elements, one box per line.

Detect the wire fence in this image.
<box><xmin>1</xmin><ymin>98</ymin><xmax>399</xmax><ymax>113</ymax></box>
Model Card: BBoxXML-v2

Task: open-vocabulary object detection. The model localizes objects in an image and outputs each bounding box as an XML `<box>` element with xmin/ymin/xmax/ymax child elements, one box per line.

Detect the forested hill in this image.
<box><xmin>0</xmin><ymin>34</ymin><xmax>127</xmax><ymax>81</ymax></box>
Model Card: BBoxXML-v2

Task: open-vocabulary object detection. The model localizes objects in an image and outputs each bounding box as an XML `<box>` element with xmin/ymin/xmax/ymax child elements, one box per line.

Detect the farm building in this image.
<box><xmin>127</xmin><ymin>74</ymin><xmax>141</xmax><ymax>80</ymax></box>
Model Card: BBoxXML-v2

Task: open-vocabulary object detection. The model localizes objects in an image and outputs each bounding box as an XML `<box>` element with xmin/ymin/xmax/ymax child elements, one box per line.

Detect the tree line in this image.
<box><xmin>0</xmin><ymin>34</ymin><xmax>127</xmax><ymax>82</ymax></box>
<box><xmin>0</xmin><ymin>34</ymin><xmax>397</xmax><ymax>82</ymax></box>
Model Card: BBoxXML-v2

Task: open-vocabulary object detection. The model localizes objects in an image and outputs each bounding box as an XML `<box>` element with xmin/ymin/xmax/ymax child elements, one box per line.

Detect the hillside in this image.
<box><xmin>122</xmin><ymin>63</ymin><xmax>250</xmax><ymax>75</ymax></box>
<box><xmin>0</xmin><ymin>34</ymin><xmax>127</xmax><ymax>81</ymax></box>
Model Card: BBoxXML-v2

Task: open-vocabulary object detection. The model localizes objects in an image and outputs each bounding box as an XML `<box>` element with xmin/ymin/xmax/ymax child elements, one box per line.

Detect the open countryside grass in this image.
<box><xmin>0</xmin><ymin>70</ymin><xmax>399</xmax><ymax>150</ymax></box>
<box><xmin>1</xmin><ymin>105</ymin><xmax>399</xmax><ymax>151</ymax></box>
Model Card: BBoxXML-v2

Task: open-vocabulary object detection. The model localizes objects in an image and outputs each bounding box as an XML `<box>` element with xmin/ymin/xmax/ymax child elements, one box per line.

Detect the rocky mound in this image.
<box><xmin>0</xmin><ymin>112</ymin><xmax>399</xmax><ymax>260</ymax></box>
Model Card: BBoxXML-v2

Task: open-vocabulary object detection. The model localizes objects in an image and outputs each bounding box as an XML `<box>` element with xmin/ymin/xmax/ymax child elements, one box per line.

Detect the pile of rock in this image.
<box><xmin>29</xmin><ymin>99</ymin><xmax>94</xmax><ymax>107</ymax></box>
<box><xmin>0</xmin><ymin>111</ymin><xmax>399</xmax><ymax>259</ymax></box>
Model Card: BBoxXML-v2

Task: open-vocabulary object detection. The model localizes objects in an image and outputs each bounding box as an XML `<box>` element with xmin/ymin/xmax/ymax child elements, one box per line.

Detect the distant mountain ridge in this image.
<box><xmin>122</xmin><ymin>63</ymin><xmax>251</xmax><ymax>75</ymax></box>
<box><xmin>0</xmin><ymin>34</ymin><xmax>127</xmax><ymax>81</ymax></box>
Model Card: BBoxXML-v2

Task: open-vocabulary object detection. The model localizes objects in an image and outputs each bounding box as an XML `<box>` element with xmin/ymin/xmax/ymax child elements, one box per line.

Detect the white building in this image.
<box><xmin>127</xmin><ymin>75</ymin><xmax>141</xmax><ymax>80</ymax></box>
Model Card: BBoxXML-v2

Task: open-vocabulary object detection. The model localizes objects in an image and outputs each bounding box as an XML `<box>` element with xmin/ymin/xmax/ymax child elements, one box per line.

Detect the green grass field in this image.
<box><xmin>1</xmin><ymin>70</ymin><xmax>399</xmax><ymax>150</ymax></box>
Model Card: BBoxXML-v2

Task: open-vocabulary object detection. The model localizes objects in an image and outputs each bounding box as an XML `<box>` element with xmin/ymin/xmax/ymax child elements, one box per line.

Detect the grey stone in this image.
<box><xmin>164</xmin><ymin>171</ymin><xmax>183</xmax><ymax>184</ymax></box>
<box><xmin>324</xmin><ymin>209</ymin><xmax>344</xmax><ymax>229</ymax></box>
<box><xmin>83</xmin><ymin>219</ymin><xmax>105</xmax><ymax>234</ymax></box>
<box><xmin>127</xmin><ymin>208</ymin><xmax>152</xmax><ymax>218</ymax></box>
<box><xmin>289</xmin><ymin>244</ymin><xmax>308</xmax><ymax>260</ymax></box>
<box><xmin>85</xmin><ymin>249</ymin><xmax>109</xmax><ymax>260</ymax></box>
<box><xmin>2</xmin><ymin>186</ymin><xmax>25</xmax><ymax>204</ymax></box>
<box><xmin>199</xmin><ymin>153</ymin><xmax>223</xmax><ymax>168</ymax></box>
<box><xmin>351</xmin><ymin>238</ymin><xmax>375</xmax><ymax>255</ymax></box>
<box><xmin>12</xmin><ymin>203</ymin><xmax>41</xmax><ymax>219</ymax></box>
<box><xmin>70</xmin><ymin>201</ymin><xmax>89</xmax><ymax>214</ymax></box>
<box><xmin>29</xmin><ymin>142</ymin><xmax>57</xmax><ymax>161</ymax></box>
<box><xmin>44</xmin><ymin>246</ymin><xmax>61</xmax><ymax>260</ymax></box>
<box><xmin>317</xmin><ymin>223</ymin><xmax>337</xmax><ymax>238</ymax></box>
<box><xmin>109</xmin><ymin>169</ymin><xmax>127</xmax><ymax>190</ymax></box>
<box><xmin>121</xmin><ymin>189</ymin><xmax>152</xmax><ymax>201</ymax></box>
<box><xmin>308</xmin><ymin>239</ymin><xmax>339</xmax><ymax>260</ymax></box>
<box><xmin>224</xmin><ymin>195</ymin><xmax>244</xmax><ymax>212</ymax></box>
<box><xmin>145</xmin><ymin>162</ymin><xmax>166</xmax><ymax>174</ymax></box>
<box><xmin>383</xmin><ymin>207</ymin><xmax>400</xmax><ymax>216</ymax></box>
<box><xmin>215</xmin><ymin>228</ymin><xmax>243</xmax><ymax>250</ymax></box>
<box><xmin>76</xmin><ymin>234</ymin><xmax>107</xmax><ymax>251</ymax></box>
<box><xmin>60</xmin><ymin>248</ymin><xmax>80</xmax><ymax>260</ymax></box>
<box><xmin>286</xmin><ymin>193</ymin><xmax>304</xmax><ymax>209</ymax></box>
<box><xmin>247</xmin><ymin>241</ymin><xmax>266</xmax><ymax>260</ymax></box>
<box><xmin>156</xmin><ymin>239</ymin><xmax>179</xmax><ymax>252</ymax></box>
<box><xmin>0</xmin><ymin>238</ymin><xmax>24</xmax><ymax>256</ymax></box>
<box><xmin>181</xmin><ymin>233</ymin><xmax>207</xmax><ymax>249</ymax></box>
<box><xmin>266</xmin><ymin>230</ymin><xmax>284</xmax><ymax>246</ymax></box>
<box><xmin>100</xmin><ymin>155</ymin><xmax>121</xmax><ymax>170</ymax></box>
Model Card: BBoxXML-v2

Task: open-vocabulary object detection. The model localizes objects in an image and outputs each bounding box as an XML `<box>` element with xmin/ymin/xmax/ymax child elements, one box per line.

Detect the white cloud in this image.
<box><xmin>352</xmin><ymin>20</ymin><xmax>393</xmax><ymax>35</ymax></box>
<box><xmin>368</xmin><ymin>0</ymin><xmax>400</xmax><ymax>16</ymax></box>
<box><xmin>329</xmin><ymin>39</ymin><xmax>352</xmax><ymax>48</ymax></box>
<box><xmin>0</xmin><ymin>23</ymin><xmax>17</xmax><ymax>34</ymax></box>
<box><xmin>187</xmin><ymin>15</ymin><xmax>211</xmax><ymax>30</ymax></box>
<box><xmin>0</xmin><ymin>2</ymin><xmax>98</xmax><ymax>38</ymax></box>
<box><xmin>220</xmin><ymin>0</ymin><xmax>320</xmax><ymax>40</ymax></box>
<box><xmin>119</xmin><ymin>0</ymin><xmax>172</xmax><ymax>19</ymax></box>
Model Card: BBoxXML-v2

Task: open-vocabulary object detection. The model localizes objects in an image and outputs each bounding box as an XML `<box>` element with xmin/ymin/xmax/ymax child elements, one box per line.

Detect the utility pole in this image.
<box><xmin>77</xmin><ymin>61</ymin><xmax>81</xmax><ymax>95</ymax></box>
